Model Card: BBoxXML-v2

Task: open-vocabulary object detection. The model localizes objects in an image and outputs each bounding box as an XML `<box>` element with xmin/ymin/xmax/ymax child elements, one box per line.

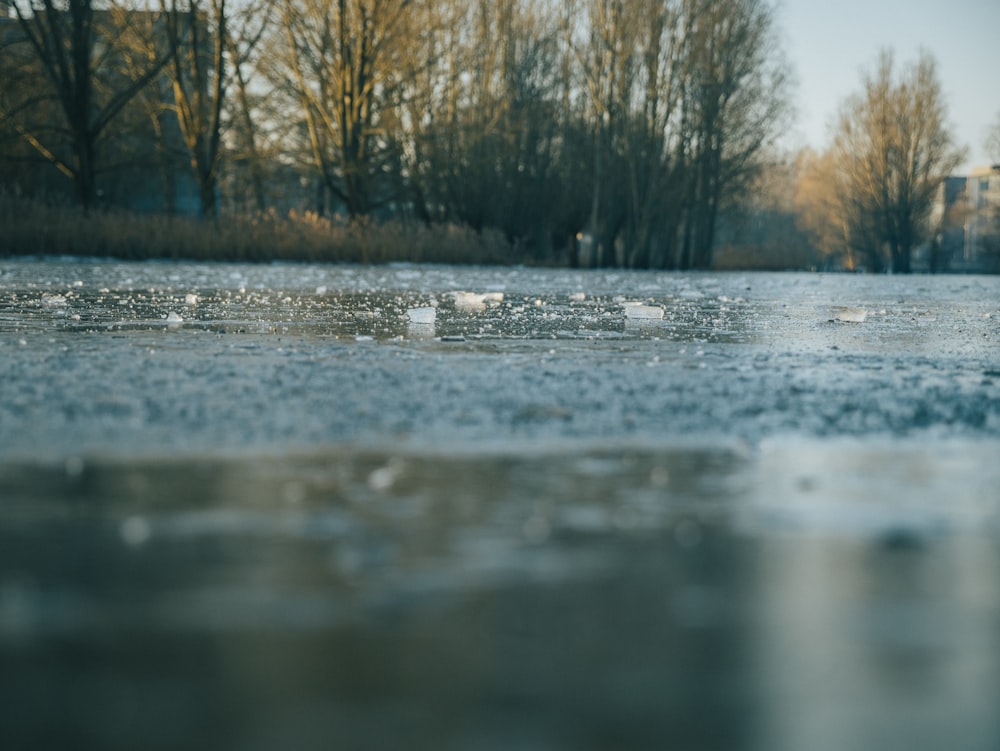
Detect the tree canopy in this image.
<box><xmin>2</xmin><ymin>0</ymin><xmax>792</xmax><ymax>267</ymax></box>
<box><xmin>814</xmin><ymin>49</ymin><xmax>965</xmax><ymax>273</ymax></box>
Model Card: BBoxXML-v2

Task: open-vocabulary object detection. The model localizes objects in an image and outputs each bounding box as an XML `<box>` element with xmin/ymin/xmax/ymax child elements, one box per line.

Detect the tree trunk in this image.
<box><xmin>74</xmin><ymin>131</ymin><xmax>97</xmax><ymax>213</ymax></box>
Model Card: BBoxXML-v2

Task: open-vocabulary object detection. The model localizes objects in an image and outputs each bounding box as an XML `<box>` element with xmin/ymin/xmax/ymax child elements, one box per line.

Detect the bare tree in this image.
<box><xmin>391</xmin><ymin>0</ymin><xmax>465</xmax><ymax>224</ymax></box>
<box><xmin>571</xmin><ymin>0</ymin><xmax>632</xmax><ymax>266</ymax></box>
<box><xmin>160</xmin><ymin>0</ymin><xmax>227</xmax><ymax>218</ymax></box>
<box><xmin>830</xmin><ymin>49</ymin><xmax>965</xmax><ymax>273</ymax></box>
<box><xmin>8</xmin><ymin>0</ymin><xmax>170</xmax><ymax>211</ymax></box>
<box><xmin>434</xmin><ymin>0</ymin><xmax>561</xmax><ymax>244</ymax></box>
<box><xmin>680</xmin><ymin>0</ymin><xmax>789</xmax><ymax>269</ymax></box>
<box><xmin>277</xmin><ymin>0</ymin><xmax>419</xmax><ymax>217</ymax></box>
<box><xmin>565</xmin><ymin>0</ymin><xmax>788</xmax><ymax>269</ymax></box>
<box><xmin>617</xmin><ymin>0</ymin><xmax>685</xmax><ymax>268</ymax></box>
<box><xmin>223</xmin><ymin>0</ymin><xmax>273</xmax><ymax>213</ymax></box>
<box><xmin>793</xmin><ymin>147</ymin><xmax>869</xmax><ymax>270</ymax></box>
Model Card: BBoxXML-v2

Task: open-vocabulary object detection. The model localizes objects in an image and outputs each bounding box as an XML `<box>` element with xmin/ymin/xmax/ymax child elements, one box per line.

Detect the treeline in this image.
<box><xmin>1</xmin><ymin>0</ymin><xmax>792</xmax><ymax>268</ymax></box>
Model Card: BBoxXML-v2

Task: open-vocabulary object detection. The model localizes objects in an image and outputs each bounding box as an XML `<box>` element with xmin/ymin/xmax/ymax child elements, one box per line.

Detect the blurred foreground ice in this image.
<box><xmin>1</xmin><ymin>260</ymin><xmax>999</xmax><ymax>751</ymax></box>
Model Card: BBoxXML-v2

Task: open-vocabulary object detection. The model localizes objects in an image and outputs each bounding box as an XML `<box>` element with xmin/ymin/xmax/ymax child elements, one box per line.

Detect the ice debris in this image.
<box><xmin>184</xmin><ymin>293</ymin><xmax>199</xmax><ymax>306</ymax></box>
<box><xmin>451</xmin><ymin>291</ymin><xmax>504</xmax><ymax>311</ymax></box>
<box><xmin>407</xmin><ymin>306</ymin><xmax>436</xmax><ymax>324</ymax></box>
<box><xmin>826</xmin><ymin>306</ymin><xmax>867</xmax><ymax>323</ymax></box>
<box><xmin>165</xmin><ymin>311</ymin><xmax>184</xmax><ymax>325</ymax></box>
<box><xmin>622</xmin><ymin>302</ymin><xmax>664</xmax><ymax>320</ymax></box>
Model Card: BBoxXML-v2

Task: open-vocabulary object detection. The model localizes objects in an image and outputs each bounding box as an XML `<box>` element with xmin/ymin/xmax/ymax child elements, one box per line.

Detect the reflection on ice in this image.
<box><xmin>0</xmin><ymin>442</ymin><xmax>1000</xmax><ymax>751</ymax></box>
<box><xmin>1</xmin><ymin>441</ymin><xmax>998</xmax><ymax>751</ymax></box>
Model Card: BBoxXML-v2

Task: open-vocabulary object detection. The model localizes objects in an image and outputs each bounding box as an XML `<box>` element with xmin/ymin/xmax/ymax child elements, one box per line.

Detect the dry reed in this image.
<box><xmin>0</xmin><ymin>195</ymin><xmax>515</xmax><ymax>265</ymax></box>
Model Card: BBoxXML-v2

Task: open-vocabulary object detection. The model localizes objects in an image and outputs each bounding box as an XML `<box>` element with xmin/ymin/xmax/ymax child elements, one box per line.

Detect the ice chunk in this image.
<box><xmin>451</xmin><ymin>291</ymin><xmax>503</xmax><ymax>311</ymax></box>
<box><xmin>452</xmin><ymin>292</ymin><xmax>485</xmax><ymax>311</ymax></box>
<box><xmin>368</xmin><ymin>460</ymin><xmax>404</xmax><ymax>491</ymax></box>
<box><xmin>826</xmin><ymin>306</ymin><xmax>867</xmax><ymax>323</ymax></box>
<box><xmin>165</xmin><ymin>311</ymin><xmax>184</xmax><ymax>325</ymax></box>
<box><xmin>622</xmin><ymin>302</ymin><xmax>664</xmax><ymax>320</ymax></box>
<box><xmin>406</xmin><ymin>306</ymin><xmax>436</xmax><ymax>324</ymax></box>
<box><xmin>184</xmin><ymin>293</ymin><xmax>199</xmax><ymax>306</ymax></box>
<box><xmin>569</xmin><ymin>292</ymin><xmax>586</xmax><ymax>302</ymax></box>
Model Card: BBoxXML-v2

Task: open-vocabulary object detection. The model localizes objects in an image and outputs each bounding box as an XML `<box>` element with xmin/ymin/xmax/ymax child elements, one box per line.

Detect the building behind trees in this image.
<box><xmin>930</xmin><ymin>165</ymin><xmax>1000</xmax><ymax>273</ymax></box>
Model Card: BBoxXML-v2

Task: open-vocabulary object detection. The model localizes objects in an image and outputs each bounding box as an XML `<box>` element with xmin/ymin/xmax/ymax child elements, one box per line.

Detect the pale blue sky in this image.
<box><xmin>780</xmin><ymin>0</ymin><xmax>1000</xmax><ymax>172</ymax></box>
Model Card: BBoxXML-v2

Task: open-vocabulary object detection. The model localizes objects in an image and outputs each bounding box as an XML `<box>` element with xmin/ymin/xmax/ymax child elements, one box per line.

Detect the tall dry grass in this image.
<box><xmin>0</xmin><ymin>194</ymin><xmax>515</xmax><ymax>265</ymax></box>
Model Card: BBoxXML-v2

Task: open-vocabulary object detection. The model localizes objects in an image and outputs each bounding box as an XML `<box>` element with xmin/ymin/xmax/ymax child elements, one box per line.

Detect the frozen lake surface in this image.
<box><xmin>1</xmin><ymin>259</ymin><xmax>999</xmax><ymax>750</ymax></box>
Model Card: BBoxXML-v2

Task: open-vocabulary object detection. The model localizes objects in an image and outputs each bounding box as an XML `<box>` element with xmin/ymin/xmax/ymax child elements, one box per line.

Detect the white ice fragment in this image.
<box><xmin>452</xmin><ymin>291</ymin><xmax>485</xmax><ymax>311</ymax></box>
<box><xmin>368</xmin><ymin>460</ymin><xmax>403</xmax><ymax>491</ymax></box>
<box><xmin>184</xmin><ymin>293</ymin><xmax>199</xmax><ymax>306</ymax></box>
<box><xmin>622</xmin><ymin>302</ymin><xmax>664</xmax><ymax>320</ymax></box>
<box><xmin>569</xmin><ymin>292</ymin><xmax>586</xmax><ymax>302</ymax></box>
<box><xmin>165</xmin><ymin>311</ymin><xmax>184</xmax><ymax>324</ymax></box>
<box><xmin>406</xmin><ymin>306</ymin><xmax>436</xmax><ymax>324</ymax></box>
<box><xmin>315</xmin><ymin>285</ymin><xmax>327</xmax><ymax>295</ymax></box>
<box><xmin>41</xmin><ymin>293</ymin><xmax>66</xmax><ymax>307</ymax></box>
<box><xmin>826</xmin><ymin>306</ymin><xmax>867</xmax><ymax>323</ymax></box>
<box><xmin>451</xmin><ymin>291</ymin><xmax>503</xmax><ymax>311</ymax></box>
